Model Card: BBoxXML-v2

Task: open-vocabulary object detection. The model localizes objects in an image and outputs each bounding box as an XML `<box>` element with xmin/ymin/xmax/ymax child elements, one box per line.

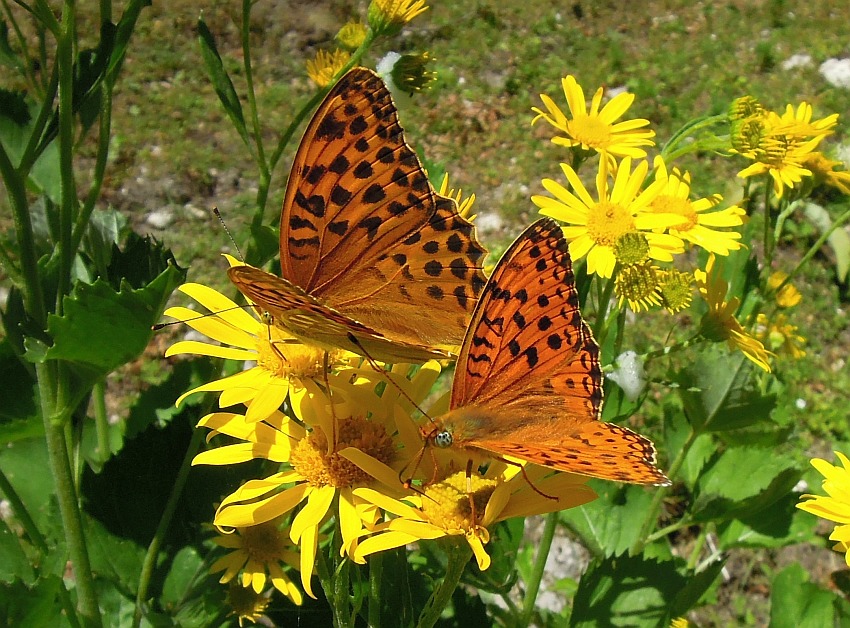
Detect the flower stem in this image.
<box><xmin>92</xmin><ymin>382</ymin><xmax>110</xmax><ymax>464</ymax></box>
<box><xmin>416</xmin><ymin>540</ymin><xmax>471</xmax><ymax>628</ymax></box>
<box><xmin>519</xmin><ymin>512</ymin><xmax>558</xmax><ymax>627</ymax></box>
<box><xmin>132</xmin><ymin>426</ymin><xmax>205</xmax><ymax>628</ymax></box>
<box><xmin>629</xmin><ymin>427</ymin><xmax>698</xmax><ymax>556</ymax></box>
<box><xmin>762</xmin><ymin>178</ymin><xmax>774</xmax><ymax>271</ymax></box>
<box><xmin>38</xmin><ymin>361</ymin><xmax>102</xmax><ymax>627</ymax></box>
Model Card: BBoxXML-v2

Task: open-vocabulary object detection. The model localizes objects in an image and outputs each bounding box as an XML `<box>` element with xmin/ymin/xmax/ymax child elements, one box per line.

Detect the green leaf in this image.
<box><xmin>0</xmin><ymin>97</ymin><xmax>61</xmax><ymax>203</ymax></box>
<box><xmin>44</xmin><ymin>260</ymin><xmax>184</xmax><ymax>373</ymax></box>
<box><xmin>662</xmin><ymin>403</ymin><xmax>713</xmax><ymax>489</ymax></box>
<box><xmin>690</xmin><ymin>446</ymin><xmax>801</xmax><ymax>523</ymax></box>
<box><xmin>560</xmin><ymin>482</ymin><xmax>658</xmax><ymax>557</ymax></box>
<box><xmin>0</xmin><ymin>340</ymin><xmax>40</xmax><ymax>429</ymax></box>
<box><xmin>717</xmin><ymin>493</ymin><xmax>818</xmax><ymax>549</ymax></box>
<box><xmin>83</xmin><ymin>207</ymin><xmax>128</xmax><ymax>274</ymax></box>
<box><xmin>0</xmin><ymin>437</ymin><xmax>56</xmax><ymax>532</ymax></box>
<box><xmin>676</xmin><ymin>349</ymin><xmax>775</xmax><ymax>433</ymax></box>
<box><xmin>0</xmin><ymin>519</ymin><xmax>34</xmax><ymax>584</ymax></box>
<box><xmin>770</xmin><ymin>562</ymin><xmax>850</xmax><ymax>628</ymax></box>
<box><xmin>197</xmin><ymin>16</ymin><xmax>251</xmax><ymax>149</ymax></box>
<box><xmin>571</xmin><ymin>554</ymin><xmax>695</xmax><ymax>627</ymax></box>
<box><xmin>85</xmin><ymin>516</ymin><xmax>145</xmax><ymax>594</ymax></box>
<box><xmin>0</xmin><ymin>576</ymin><xmax>67</xmax><ymax>626</ymax></box>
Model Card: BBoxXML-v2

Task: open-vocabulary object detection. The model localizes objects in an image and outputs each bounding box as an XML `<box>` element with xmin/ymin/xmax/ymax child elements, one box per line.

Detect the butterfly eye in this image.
<box><xmin>433</xmin><ymin>431</ymin><xmax>453</xmax><ymax>449</ymax></box>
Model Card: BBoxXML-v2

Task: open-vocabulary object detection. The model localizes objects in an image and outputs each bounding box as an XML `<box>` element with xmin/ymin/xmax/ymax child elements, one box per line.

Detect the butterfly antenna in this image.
<box><xmin>344</xmin><ymin>332</ymin><xmax>436</xmax><ymax>421</ymax></box>
<box><xmin>151</xmin><ymin>304</ymin><xmax>254</xmax><ymax>331</ymax></box>
<box><xmin>213</xmin><ymin>207</ymin><xmax>245</xmax><ymax>262</ymax></box>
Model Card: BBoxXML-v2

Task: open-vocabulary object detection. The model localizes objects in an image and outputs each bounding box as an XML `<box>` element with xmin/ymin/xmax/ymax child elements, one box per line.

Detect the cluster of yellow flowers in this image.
<box><xmin>528</xmin><ymin>75</ymin><xmax>841</xmax><ymax>371</ymax></box>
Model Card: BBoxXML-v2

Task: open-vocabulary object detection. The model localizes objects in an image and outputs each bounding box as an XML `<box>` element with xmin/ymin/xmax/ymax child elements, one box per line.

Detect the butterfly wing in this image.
<box><xmin>279</xmin><ymin>67</ymin><xmax>486</xmax><ymax>349</ymax></box>
<box><xmin>228</xmin><ymin>265</ymin><xmax>453</xmax><ymax>363</ymax></box>
<box><xmin>443</xmin><ymin>218</ymin><xmax>667</xmax><ymax>485</ymax></box>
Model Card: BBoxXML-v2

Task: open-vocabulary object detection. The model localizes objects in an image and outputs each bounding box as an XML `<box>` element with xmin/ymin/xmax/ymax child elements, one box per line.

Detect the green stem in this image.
<box><xmin>629</xmin><ymin>427</ymin><xmax>699</xmax><ymax>556</ymax></box>
<box><xmin>368</xmin><ymin>550</ymin><xmax>383</xmax><ymax>628</ymax></box>
<box><xmin>519</xmin><ymin>512</ymin><xmax>558</xmax><ymax>627</ymax></box>
<box><xmin>0</xmin><ymin>140</ymin><xmax>45</xmax><ymax>325</ymax></box>
<box><xmin>17</xmin><ymin>60</ymin><xmax>59</xmax><ymax>177</ymax></box>
<box><xmin>660</xmin><ymin>114</ymin><xmax>726</xmax><ymax>161</ymax></box>
<box><xmin>55</xmin><ymin>0</ymin><xmax>77</xmax><ymax>316</ymax></box>
<box><xmin>762</xmin><ymin>177</ymin><xmax>773</xmax><ymax>272</ymax></box>
<box><xmin>132</xmin><ymin>426</ymin><xmax>205</xmax><ymax>627</ymax></box>
<box><xmin>592</xmin><ymin>272</ymin><xmax>617</xmax><ymax>344</ymax></box>
<box><xmin>37</xmin><ymin>361</ymin><xmax>102</xmax><ymax>626</ymax></box>
<box><xmin>777</xmin><ymin>206</ymin><xmax>850</xmax><ymax>296</ymax></box>
<box><xmin>71</xmin><ymin>83</ymin><xmax>113</xmax><ymax>255</ymax></box>
<box><xmin>645</xmin><ymin>518</ymin><xmax>691</xmax><ymax>545</ymax></box>
<box><xmin>241</xmin><ymin>0</ymin><xmax>267</xmax><ymax>174</ymax></box>
<box><xmin>92</xmin><ymin>381</ymin><xmax>109</xmax><ymax>463</ymax></box>
<box><xmin>686</xmin><ymin>527</ymin><xmax>709</xmax><ymax>570</ymax></box>
<box><xmin>416</xmin><ymin>540</ymin><xmax>472</xmax><ymax>628</ymax></box>
<box><xmin>315</xmin><ymin>546</ymin><xmax>348</xmax><ymax>628</ymax></box>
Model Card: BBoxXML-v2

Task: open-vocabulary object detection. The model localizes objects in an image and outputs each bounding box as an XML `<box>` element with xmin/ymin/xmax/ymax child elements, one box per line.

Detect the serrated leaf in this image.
<box><xmin>197</xmin><ymin>16</ymin><xmax>250</xmax><ymax>149</ymax></box>
<box><xmin>44</xmin><ymin>261</ymin><xmax>184</xmax><ymax>372</ymax></box>
<box><xmin>560</xmin><ymin>482</ymin><xmax>657</xmax><ymax>557</ymax></box>
<box><xmin>571</xmin><ymin>554</ymin><xmax>686</xmax><ymax>627</ymax></box>
<box><xmin>691</xmin><ymin>446</ymin><xmax>801</xmax><ymax>523</ymax></box>
<box><xmin>770</xmin><ymin>563</ymin><xmax>850</xmax><ymax>628</ymax></box>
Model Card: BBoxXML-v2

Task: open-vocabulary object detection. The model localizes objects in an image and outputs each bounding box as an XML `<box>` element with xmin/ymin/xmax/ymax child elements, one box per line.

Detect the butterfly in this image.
<box><xmin>424</xmin><ymin>218</ymin><xmax>669</xmax><ymax>485</ymax></box>
<box><xmin>228</xmin><ymin>67</ymin><xmax>487</xmax><ymax>364</ymax></box>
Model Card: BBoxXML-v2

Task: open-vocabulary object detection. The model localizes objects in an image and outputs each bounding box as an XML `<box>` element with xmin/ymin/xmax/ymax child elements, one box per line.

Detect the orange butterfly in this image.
<box><xmin>425</xmin><ymin>218</ymin><xmax>669</xmax><ymax>485</ymax></box>
<box><xmin>229</xmin><ymin>68</ymin><xmax>487</xmax><ymax>364</ymax></box>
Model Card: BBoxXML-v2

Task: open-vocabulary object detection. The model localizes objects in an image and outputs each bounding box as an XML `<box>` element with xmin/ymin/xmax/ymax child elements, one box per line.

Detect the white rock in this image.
<box><xmin>820</xmin><ymin>58</ymin><xmax>850</xmax><ymax>89</ymax></box>
<box><xmin>781</xmin><ymin>54</ymin><xmax>812</xmax><ymax>70</ymax></box>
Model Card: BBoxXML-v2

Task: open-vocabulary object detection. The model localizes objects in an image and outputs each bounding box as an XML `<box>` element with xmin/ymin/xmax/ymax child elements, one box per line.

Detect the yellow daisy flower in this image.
<box><xmin>802</xmin><ymin>151</ymin><xmax>850</xmax><ymax>195</ymax></box>
<box><xmin>649</xmin><ymin>156</ymin><xmax>745</xmax><ymax>255</ymax></box>
<box><xmin>755</xmin><ymin>313</ymin><xmax>806</xmax><ymax>359</ymax></box>
<box><xmin>694</xmin><ymin>255</ymin><xmax>773</xmax><ymax>372</ymax></box>
<box><xmin>532</xmin><ymin>75</ymin><xmax>655</xmax><ymax>158</ymax></box>
<box><xmin>225</xmin><ymin>583</ymin><xmax>271</xmax><ymax>627</ymax></box>
<box><xmin>734</xmin><ymin>101</ymin><xmax>838</xmax><ymax>198</ymax></box>
<box><xmin>797</xmin><ymin>451</ymin><xmax>850</xmax><ymax>566</ymax></box>
<box><xmin>335</xmin><ymin>20</ymin><xmax>368</xmax><ymax>51</ymax></box>
<box><xmin>368</xmin><ymin>0</ymin><xmax>428</xmax><ymax>36</ymax></box>
<box><xmin>353</xmin><ymin>466</ymin><xmax>596</xmax><ymax>570</ymax></box>
<box><xmin>306</xmin><ymin>49</ymin><xmax>351</xmax><ymax>88</ymax></box>
<box><xmin>210</xmin><ymin>520</ymin><xmax>303</xmax><ymax>605</ymax></box>
<box><xmin>532</xmin><ymin>157</ymin><xmax>685</xmax><ymax>278</ymax></box>
<box><xmin>615</xmin><ymin>262</ymin><xmax>663</xmax><ymax>312</ymax></box>
<box><xmin>164</xmin><ymin>281</ymin><xmax>350</xmax><ymax>424</ymax></box>
<box><xmin>767</xmin><ymin>270</ymin><xmax>802</xmax><ymax>308</ymax></box>
<box><xmin>206</xmin><ymin>362</ymin><xmax>442</xmax><ymax>598</ymax></box>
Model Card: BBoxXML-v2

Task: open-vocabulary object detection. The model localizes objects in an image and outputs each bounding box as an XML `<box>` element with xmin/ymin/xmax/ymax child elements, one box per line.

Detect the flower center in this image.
<box><xmin>650</xmin><ymin>194</ymin><xmax>697</xmax><ymax>231</ymax></box>
<box><xmin>257</xmin><ymin>337</ymin><xmax>342</xmax><ymax>381</ymax></box>
<box><xmin>289</xmin><ymin>417</ymin><xmax>395</xmax><ymax>489</ymax></box>
<box><xmin>657</xmin><ymin>270</ymin><xmax>694</xmax><ymax>313</ymax></box>
<box><xmin>615</xmin><ymin>262</ymin><xmax>661</xmax><ymax>311</ymax></box>
<box><xmin>586</xmin><ymin>201</ymin><xmax>634</xmax><ymax>247</ymax></box>
<box><xmin>567</xmin><ymin>114</ymin><xmax>613</xmax><ymax>148</ymax></box>
<box><xmin>239</xmin><ymin>521</ymin><xmax>289</xmax><ymax>564</ymax></box>
<box><xmin>612</xmin><ymin>232</ymin><xmax>650</xmax><ymax>266</ymax></box>
<box><xmin>421</xmin><ymin>472</ymin><xmax>497</xmax><ymax>533</ymax></box>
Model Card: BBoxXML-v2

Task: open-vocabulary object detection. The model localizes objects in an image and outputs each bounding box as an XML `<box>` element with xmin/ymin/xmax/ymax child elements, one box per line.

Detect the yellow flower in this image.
<box><xmin>305</xmin><ymin>49</ymin><xmax>351</xmax><ymax>88</ymax></box>
<box><xmin>439</xmin><ymin>173</ymin><xmax>477</xmax><ymax>221</ymax></box>
<box><xmin>205</xmin><ymin>362</ymin><xmax>442</xmax><ymax>597</ymax></box>
<box><xmin>225</xmin><ymin>583</ymin><xmax>271</xmax><ymax>627</ymax></box>
<box><xmin>163</xmin><ymin>281</ymin><xmax>350</xmax><ymax>424</ymax></box>
<box><xmin>336</xmin><ymin>20</ymin><xmax>368</xmax><ymax>50</ymax></box>
<box><xmin>734</xmin><ymin>101</ymin><xmax>838</xmax><ymax>198</ymax></box>
<box><xmin>649</xmin><ymin>156</ymin><xmax>745</xmax><ymax>255</ymax></box>
<box><xmin>389</xmin><ymin>52</ymin><xmax>436</xmax><ymax>95</ymax></box>
<box><xmin>670</xmin><ymin>618</ymin><xmax>689</xmax><ymax>628</ymax></box>
<box><xmin>532</xmin><ymin>157</ymin><xmax>685</xmax><ymax>278</ymax></box>
<box><xmin>694</xmin><ymin>255</ymin><xmax>773</xmax><ymax>372</ymax></box>
<box><xmin>532</xmin><ymin>75</ymin><xmax>655</xmax><ymax>158</ymax></box>
<box><xmin>797</xmin><ymin>451</ymin><xmax>850</xmax><ymax>566</ymax></box>
<box><xmin>368</xmin><ymin>0</ymin><xmax>428</xmax><ymax>36</ymax></box>
<box><xmin>767</xmin><ymin>270</ymin><xmax>802</xmax><ymax>308</ymax></box>
<box><xmin>211</xmin><ymin>520</ymin><xmax>303</xmax><ymax>605</ymax></box>
<box><xmin>755</xmin><ymin>312</ymin><xmax>806</xmax><ymax>359</ymax></box>
<box><xmin>802</xmin><ymin>152</ymin><xmax>850</xmax><ymax>195</ymax></box>
<box><xmin>353</xmin><ymin>466</ymin><xmax>595</xmax><ymax>570</ymax></box>
<box><xmin>657</xmin><ymin>269</ymin><xmax>694</xmax><ymax>314</ymax></box>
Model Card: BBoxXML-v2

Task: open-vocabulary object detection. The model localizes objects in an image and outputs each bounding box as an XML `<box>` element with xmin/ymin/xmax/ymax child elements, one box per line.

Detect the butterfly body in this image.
<box><xmin>427</xmin><ymin>218</ymin><xmax>669</xmax><ymax>486</ymax></box>
<box><xmin>229</xmin><ymin>68</ymin><xmax>487</xmax><ymax>364</ymax></box>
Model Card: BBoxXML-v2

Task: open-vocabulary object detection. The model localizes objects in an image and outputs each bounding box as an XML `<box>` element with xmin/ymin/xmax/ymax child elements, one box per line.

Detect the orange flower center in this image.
<box><xmin>567</xmin><ymin>114</ymin><xmax>613</xmax><ymax>148</ymax></box>
<box><xmin>586</xmin><ymin>200</ymin><xmax>634</xmax><ymax>247</ymax></box>
<box><xmin>650</xmin><ymin>194</ymin><xmax>697</xmax><ymax>231</ymax></box>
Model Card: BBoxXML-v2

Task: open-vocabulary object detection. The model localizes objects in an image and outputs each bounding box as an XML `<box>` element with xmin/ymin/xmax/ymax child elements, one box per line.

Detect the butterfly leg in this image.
<box><xmin>495</xmin><ymin>457</ymin><xmax>559</xmax><ymax>501</ymax></box>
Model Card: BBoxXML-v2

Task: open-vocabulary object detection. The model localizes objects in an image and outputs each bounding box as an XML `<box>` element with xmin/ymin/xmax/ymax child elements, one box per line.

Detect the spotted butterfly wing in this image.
<box><xmin>432</xmin><ymin>218</ymin><xmax>668</xmax><ymax>485</ymax></box>
<box><xmin>229</xmin><ymin>68</ymin><xmax>487</xmax><ymax>363</ymax></box>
